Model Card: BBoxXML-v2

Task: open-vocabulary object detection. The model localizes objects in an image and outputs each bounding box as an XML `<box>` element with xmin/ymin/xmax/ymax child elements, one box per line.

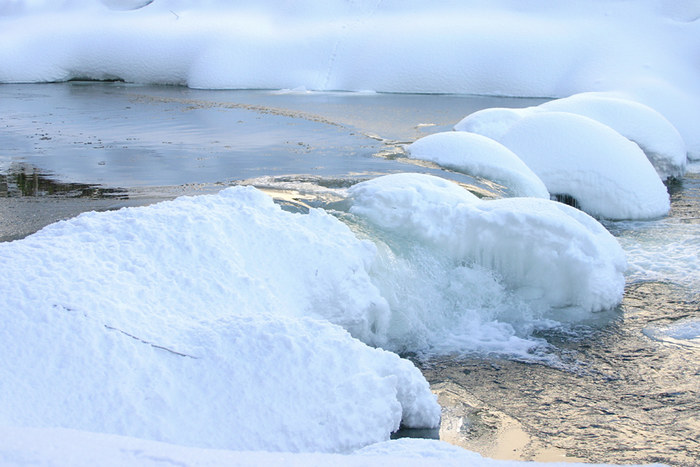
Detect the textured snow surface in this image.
<box><xmin>0</xmin><ymin>186</ymin><xmax>439</xmax><ymax>453</ymax></box>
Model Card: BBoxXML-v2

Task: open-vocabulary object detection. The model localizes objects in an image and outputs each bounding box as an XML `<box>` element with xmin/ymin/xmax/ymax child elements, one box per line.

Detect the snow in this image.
<box><xmin>0</xmin><ymin>0</ymin><xmax>699</xmax><ymax>157</ymax></box>
<box><xmin>496</xmin><ymin>112</ymin><xmax>670</xmax><ymax>220</ymax></box>
<box><xmin>538</xmin><ymin>93</ymin><xmax>687</xmax><ymax>179</ymax></box>
<box><xmin>0</xmin><ymin>182</ymin><xmax>632</xmax><ymax>462</ymax></box>
<box><xmin>0</xmin><ymin>186</ymin><xmax>439</xmax><ymax>452</ymax></box>
<box><xmin>456</xmin><ymin>93</ymin><xmax>688</xmax><ymax>179</ymax></box>
<box><xmin>406</xmin><ymin>132</ymin><xmax>549</xmax><ymax>199</ymax></box>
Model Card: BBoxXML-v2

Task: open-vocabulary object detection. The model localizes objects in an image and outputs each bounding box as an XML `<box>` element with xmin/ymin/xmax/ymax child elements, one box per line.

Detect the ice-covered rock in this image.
<box><xmin>348</xmin><ymin>173</ymin><xmax>626</xmax><ymax>314</ymax></box>
<box><xmin>406</xmin><ymin>131</ymin><xmax>549</xmax><ymax>198</ymax></box>
<box><xmin>498</xmin><ymin>112</ymin><xmax>670</xmax><ymax>220</ymax></box>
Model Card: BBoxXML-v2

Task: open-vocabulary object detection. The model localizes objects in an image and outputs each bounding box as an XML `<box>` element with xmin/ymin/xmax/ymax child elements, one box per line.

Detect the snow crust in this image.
<box><xmin>0</xmin><ymin>186</ymin><xmax>439</xmax><ymax>453</ymax></box>
<box><xmin>406</xmin><ymin>132</ymin><xmax>549</xmax><ymax>199</ymax></box>
<box><xmin>1</xmin><ymin>0</ymin><xmax>699</xmax><ymax>157</ymax></box>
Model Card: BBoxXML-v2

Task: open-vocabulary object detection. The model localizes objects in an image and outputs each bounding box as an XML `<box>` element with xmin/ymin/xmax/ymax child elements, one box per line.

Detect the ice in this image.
<box><xmin>347</xmin><ymin>173</ymin><xmax>626</xmax><ymax>320</ymax></box>
<box><xmin>406</xmin><ymin>131</ymin><xmax>549</xmax><ymax>199</ymax></box>
<box><xmin>0</xmin><ymin>186</ymin><xmax>439</xmax><ymax>452</ymax></box>
<box><xmin>1</xmin><ymin>0</ymin><xmax>699</xmax><ymax>157</ymax></box>
<box><xmin>497</xmin><ymin>112</ymin><xmax>670</xmax><ymax>220</ymax></box>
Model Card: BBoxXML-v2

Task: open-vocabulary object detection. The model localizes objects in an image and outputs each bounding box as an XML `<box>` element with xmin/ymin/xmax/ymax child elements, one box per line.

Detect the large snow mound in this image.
<box><xmin>406</xmin><ymin>131</ymin><xmax>549</xmax><ymax>199</ymax></box>
<box><xmin>0</xmin><ymin>186</ymin><xmax>439</xmax><ymax>452</ymax></box>
<box><xmin>1</xmin><ymin>0</ymin><xmax>699</xmax><ymax>156</ymax></box>
<box><xmin>348</xmin><ymin>173</ymin><xmax>626</xmax><ymax>316</ymax></box>
<box><xmin>538</xmin><ymin>93</ymin><xmax>687</xmax><ymax>179</ymax></box>
<box><xmin>497</xmin><ymin>112</ymin><xmax>670</xmax><ymax>220</ymax></box>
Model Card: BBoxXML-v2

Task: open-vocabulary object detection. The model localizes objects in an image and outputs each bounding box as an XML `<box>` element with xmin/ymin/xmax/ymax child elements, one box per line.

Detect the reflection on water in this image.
<box><xmin>419</xmin><ymin>176</ymin><xmax>700</xmax><ymax>466</ymax></box>
<box><xmin>0</xmin><ymin>164</ymin><xmax>126</xmax><ymax>198</ymax></box>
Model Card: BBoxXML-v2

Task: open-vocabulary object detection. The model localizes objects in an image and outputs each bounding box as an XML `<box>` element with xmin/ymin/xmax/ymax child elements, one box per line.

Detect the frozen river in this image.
<box><xmin>1</xmin><ymin>83</ymin><xmax>698</xmax><ymax>465</ymax></box>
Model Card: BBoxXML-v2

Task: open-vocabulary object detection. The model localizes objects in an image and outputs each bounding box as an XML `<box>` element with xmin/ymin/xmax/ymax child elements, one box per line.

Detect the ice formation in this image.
<box><xmin>538</xmin><ymin>93</ymin><xmax>687</xmax><ymax>180</ymax></box>
<box><xmin>406</xmin><ymin>131</ymin><xmax>549</xmax><ymax>199</ymax></box>
<box><xmin>348</xmin><ymin>173</ymin><xmax>626</xmax><ymax>314</ymax></box>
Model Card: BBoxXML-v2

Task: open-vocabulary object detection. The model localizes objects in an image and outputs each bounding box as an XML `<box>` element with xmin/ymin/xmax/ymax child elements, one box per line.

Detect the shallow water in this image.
<box><xmin>1</xmin><ymin>83</ymin><xmax>698</xmax><ymax>465</ymax></box>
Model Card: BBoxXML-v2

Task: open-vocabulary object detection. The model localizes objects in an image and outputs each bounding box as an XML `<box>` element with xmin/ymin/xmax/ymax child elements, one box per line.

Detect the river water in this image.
<box><xmin>1</xmin><ymin>83</ymin><xmax>697</xmax><ymax>466</ymax></box>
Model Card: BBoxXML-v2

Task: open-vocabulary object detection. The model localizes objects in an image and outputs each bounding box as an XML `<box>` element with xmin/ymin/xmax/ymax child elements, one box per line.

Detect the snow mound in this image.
<box><xmin>498</xmin><ymin>112</ymin><xmax>670</xmax><ymax>220</ymax></box>
<box><xmin>406</xmin><ymin>131</ymin><xmax>549</xmax><ymax>198</ymax></box>
<box><xmin>539</xmin><ymin>93</ymin><xmax>687</xmax><ymax>180</ymax></box>
<box><xmin>456</xmin><ymin>93</ymin><xmax>687</xmax><ymax>181</ymax></box>
<box><xmin>0</xmin><ymin>186</ymin><xmax>439</xmax><ymax>452</ymax></box>
<box><xmin>348</xmin><ymin>173</ymin><xmax>626</xmax><ymax>315</ymax></box>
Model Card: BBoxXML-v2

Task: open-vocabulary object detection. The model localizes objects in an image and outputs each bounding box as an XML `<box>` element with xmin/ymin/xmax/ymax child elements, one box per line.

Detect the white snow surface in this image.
<box><xmin>497</xmin><ymin>112</ymin><xmax>670</xmax><ymax>220</ymax></box>
<box><xmin>0</xmin><ymin>0</ymin><xmax>699</xmax><ymax>157</ymax></box>
<box><xmin>0</xmin><ymin>186</ymin><xmax>440</xmax><ymax>453</ymax></box>
<box><xmin>406</xmin><ymin>132</ymin><xmax>549</xmax><ymax>199</ymax></box>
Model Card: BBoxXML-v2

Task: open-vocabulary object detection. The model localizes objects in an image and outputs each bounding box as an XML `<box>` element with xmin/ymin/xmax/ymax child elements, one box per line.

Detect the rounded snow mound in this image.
<box><xmin>348</xmin><ymin>173</ymin><xmax>626</xmax><ymax>314</ymax></box>
<box><xmin>498</xmin><ymin>112</ymin><xmax>670</xmax><ymax>220</ymax></box>
<box><xmin>406</xmin><ymin>131</ymin><xmax>549</xmax><ymax>198</ymax></box>
<box><xmin>455</xmin><ymin>93</ymin><xmax>688</xmax><ymax>181</ymax></box>
<box><xmin>539</xmin><ymin>92</ymin><xmax>687</xmax><ymax>180</ymax></box>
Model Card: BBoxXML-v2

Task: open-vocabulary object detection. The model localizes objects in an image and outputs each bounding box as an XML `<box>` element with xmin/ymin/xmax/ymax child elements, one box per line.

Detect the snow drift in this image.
<box><xmin>0</xmin><ymin>186</ymin><xmax>440</xmax><ymax>452</ymax></box>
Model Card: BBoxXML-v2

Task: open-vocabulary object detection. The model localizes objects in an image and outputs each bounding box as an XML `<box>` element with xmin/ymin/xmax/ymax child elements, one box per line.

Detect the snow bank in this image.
<box><xmin>0</xmin><ymin>186</ymin><xmax>439</xmax><ymax>452</ymax></box>
<box><xmin>406</xmin><ymin>132</ymin><xmax>549</xmax><ymax>198</ymax></box>
<box><xmin>1</xmin><ymin>0</ymin><xmax>699</xmax><ymax>156</ymax></box>
<box><xmin>495</xmin><ymin>112</ymin><xmax>670</xmax><ymax>220</ymax></box>
<box><xmin>348</xmin><ymin>173</ymin><xmax>626</xmax><ymax>318</ymax></box>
